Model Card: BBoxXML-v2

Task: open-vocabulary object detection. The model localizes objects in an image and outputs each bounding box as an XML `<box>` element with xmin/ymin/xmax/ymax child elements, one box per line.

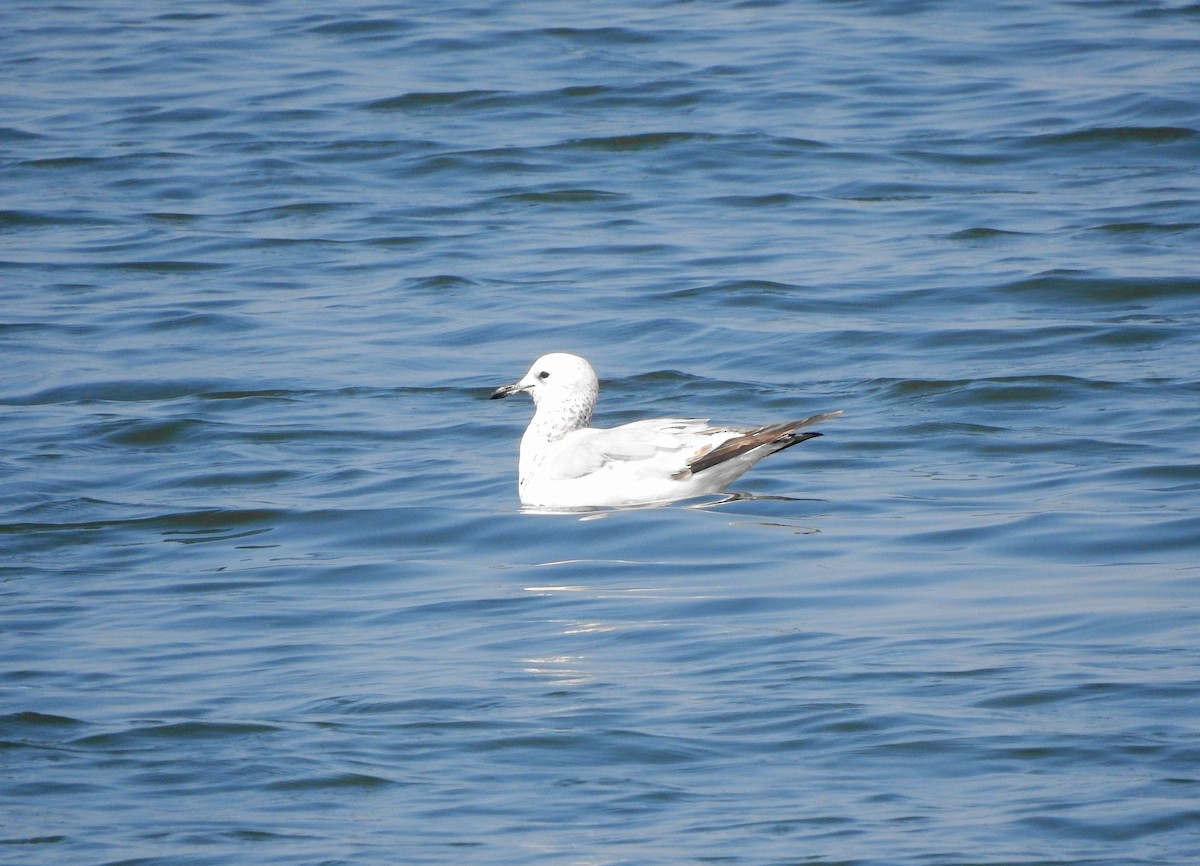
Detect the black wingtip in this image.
<box><xmin>687</xmin><ymin>421</ymin><xmax>831</xmax><ymax>475</ymax></box>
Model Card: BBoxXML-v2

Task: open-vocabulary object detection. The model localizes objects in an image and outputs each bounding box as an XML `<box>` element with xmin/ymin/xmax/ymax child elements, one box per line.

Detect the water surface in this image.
<box><xmin>3</xmin><ymin>2</ymin><xmax>1199</xmax><ymax>864</ymax></box>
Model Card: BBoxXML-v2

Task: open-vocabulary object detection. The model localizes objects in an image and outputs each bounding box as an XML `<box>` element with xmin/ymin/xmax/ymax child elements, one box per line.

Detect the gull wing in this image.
<box><xmin>540</xmin><ymin>418</ymin><xmax>720</xmax><ymax>480</ymax></box>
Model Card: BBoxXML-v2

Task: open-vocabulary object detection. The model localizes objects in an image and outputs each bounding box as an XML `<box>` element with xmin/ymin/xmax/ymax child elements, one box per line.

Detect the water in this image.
<box><xmin>2</xmin><ymin>1</ymin><xmax>1199</xmax><ymax>864</ymax></box>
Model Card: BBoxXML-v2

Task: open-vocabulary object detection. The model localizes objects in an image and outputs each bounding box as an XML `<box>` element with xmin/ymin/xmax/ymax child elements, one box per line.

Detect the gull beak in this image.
<box><xmin>489</xmin><ymin>381</ymin><xmax>526</xmax><ymax>400</ymax></box>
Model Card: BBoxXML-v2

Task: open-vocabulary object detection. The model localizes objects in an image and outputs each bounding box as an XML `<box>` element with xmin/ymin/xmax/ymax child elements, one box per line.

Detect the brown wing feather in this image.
<box><xmin>685</xmin><ymin>411</ymin><xmax>841</xmax><ymax>475</ymax></box>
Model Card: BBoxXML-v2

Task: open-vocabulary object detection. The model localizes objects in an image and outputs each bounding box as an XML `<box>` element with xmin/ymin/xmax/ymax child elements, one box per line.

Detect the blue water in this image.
<box><xmin>3</xmin><ymin>2</ymin><xmax>1199</xmax><ymax>864</ymax></box>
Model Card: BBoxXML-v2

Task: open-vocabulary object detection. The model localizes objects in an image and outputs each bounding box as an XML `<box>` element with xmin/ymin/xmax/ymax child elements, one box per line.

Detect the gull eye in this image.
<box><xmin>538</xmin><ymin>371</ymin><xmax>550</xmax><ymax>380</ymax></box>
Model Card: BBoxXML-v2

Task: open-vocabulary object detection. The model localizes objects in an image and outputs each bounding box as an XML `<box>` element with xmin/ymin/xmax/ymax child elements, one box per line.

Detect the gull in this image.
<box><xmin>490</xmin><ymin>352</ymin><xmax>840</xmax><ymax>509</ymax></box>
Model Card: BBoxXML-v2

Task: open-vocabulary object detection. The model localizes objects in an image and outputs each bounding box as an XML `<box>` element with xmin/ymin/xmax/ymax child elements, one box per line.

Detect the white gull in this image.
<box><xmin>490</xmin><ymin>352</ymin><xmax>841</xmax><ymax>509</ymax></box>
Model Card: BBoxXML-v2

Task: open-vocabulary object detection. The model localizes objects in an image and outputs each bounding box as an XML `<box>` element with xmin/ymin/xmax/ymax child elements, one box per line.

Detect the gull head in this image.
<box><xmin>490</xmin><ymin>352</ymin><xmax>599</xmax><ymax>431</ymax></box>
